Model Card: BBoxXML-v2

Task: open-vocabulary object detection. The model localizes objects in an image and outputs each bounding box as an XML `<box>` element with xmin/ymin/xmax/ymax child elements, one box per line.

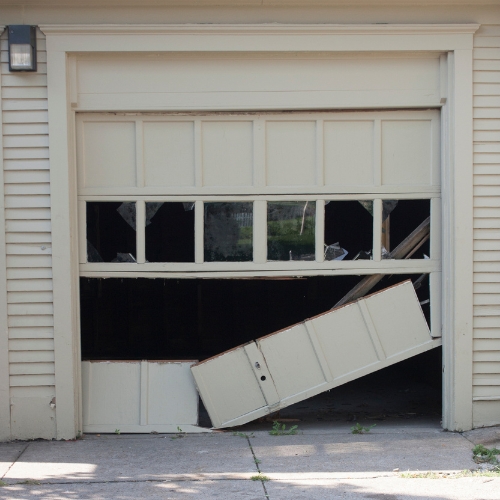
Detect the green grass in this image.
<box><xmin>400</xmin><ymin>467</ymin><xmax>500</xmax><ymax>479</ymax></box>
<box><xmin>17</xmin><ymin>479</ymin><xmax>41</xmax><ymax>485</ymax></box>
<box><xmin>472</xmin><ymin>444</ymin><xmax>500</xmax><ymax>464</ymax></box>
<box><xmin>269</xmin><ymin>421</ymin><xmax>299</xmax><ymax>436</ymax></box>
<box><xmin>351</xmin><ymin>423</ymin><xmax>376</xmax><ymax>434</ymax></box>
<box><xmin>251</xmin><ymin>474</ymin><xmax>270</xmax><ymax>482</ymax></box>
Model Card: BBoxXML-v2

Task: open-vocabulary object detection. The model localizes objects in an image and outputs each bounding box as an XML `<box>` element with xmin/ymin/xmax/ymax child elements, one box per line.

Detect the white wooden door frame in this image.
<box><xmin>41</xmin><ymin>23</ymin><xmax>478</xmax><ymax>438</ymax></box>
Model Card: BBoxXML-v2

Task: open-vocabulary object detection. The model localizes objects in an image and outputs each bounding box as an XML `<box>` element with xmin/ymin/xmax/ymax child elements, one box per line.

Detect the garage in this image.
<box><xmin>0</xmin><ymin>21</ymin><xmax>478</xmax><ymax>440</ymax></box>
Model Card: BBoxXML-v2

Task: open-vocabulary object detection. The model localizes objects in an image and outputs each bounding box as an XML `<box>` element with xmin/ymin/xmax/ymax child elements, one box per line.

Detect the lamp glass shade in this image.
<box><xmin>9</xmin><ymin>44</ymin><xmax>33</xmax><ymax>70</ymax></box>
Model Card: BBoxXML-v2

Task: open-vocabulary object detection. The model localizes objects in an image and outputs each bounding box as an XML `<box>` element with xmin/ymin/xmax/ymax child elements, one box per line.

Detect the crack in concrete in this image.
<box><xmin>1</xmin><ymin>477</ymin><xmax>265</xmax><ymax>486</ymax></box>
<box><xmin>0</xmin><ymin>443</ymin><xmax>30</xmax><ymax>481</ymax></box>
<box><xmin>246</xmin><ymin>435</ymin><xmax>270</xmax><ymax>499</ymax></box>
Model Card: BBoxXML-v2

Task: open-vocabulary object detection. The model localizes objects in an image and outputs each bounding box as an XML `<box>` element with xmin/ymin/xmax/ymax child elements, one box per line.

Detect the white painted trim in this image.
<box><xmin>194</xmin><ymin>200</ymin><xmax>204</xmax><ymax>264</ymax></box>
<box><xmin>79</xmin><ymin>193</ymin><xmax>441</xmax><ymax>202</ymax></box>
<box><xmin>43</xmin><ymin>23</ymin><xmax>478</xmax><ymax>437</ymax></box>
<box><xmin>79</xmin><ymin>259</ymin><xmax>439</xmax><ymax>274</ymax></box>
<box><xmin>79</xmin><ymin>268</ymin><xmax>440</xmax><ymax>279</ymax></box>
<box><xmin>40</xmin><ymin>24</ymin><xmax>480</xmax><ymax>37</ymax></box>
<box><xmin>47</xmin><ymin>50</ymin><xmax>80</xmax><ymax>440</ymax></box>
<box><xmin>40</xmin><ymin>25</ymin><xmax>479</xmax><ymax>58</ymax></box>
<box><xmin>441</xmin><ymin>50</ymin><xmax>474</xmax><ymax>432</ymax></box>
<box><xmin>372</xmin><ymin>198</ymin><xmax>383</xmax><ymax>262</ymax></box>
<box><xmin>77</xmin><ymin>186</ymin><xmax>441</xmax><ymax>196</ymax></box>
<box><xmin>0</xmin><ymin>25</ymin><xmax>12</xmax><ymax>442</ymax></box>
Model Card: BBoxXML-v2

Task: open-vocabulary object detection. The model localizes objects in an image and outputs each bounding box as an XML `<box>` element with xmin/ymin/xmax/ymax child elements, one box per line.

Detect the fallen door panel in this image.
<box><xmin>193</xmin><ymin>345</ymin><xmax>270</xmax><ymax>429</ymax></box>
<box><xmin>257</xmin><ymin>322</ymin><xmax>329</xmax><ymax>399</ymax></box>
<box><xmin>363</xmin><ymin>282</ymin><xmax>433</xmax><ymax>359</ymax></box>
<box><xmin>191</xmin><ymin>281</ymin><xmax>440</xmax><ymax>429</ymax></box>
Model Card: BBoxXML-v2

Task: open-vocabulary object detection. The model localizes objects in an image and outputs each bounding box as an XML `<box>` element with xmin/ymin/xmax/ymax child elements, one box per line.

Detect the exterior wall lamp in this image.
<box><xmin>8</xmin><ymin>25</ymin><xmax>37</xmax><ymax>72</ymax></box>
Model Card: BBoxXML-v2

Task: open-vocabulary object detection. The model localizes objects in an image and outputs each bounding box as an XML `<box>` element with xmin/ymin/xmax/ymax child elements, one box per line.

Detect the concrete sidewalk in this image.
<box><xmin>0</xmin><ymin>422</ymin><xmax>499</xmax><ymax>499</ymax></box>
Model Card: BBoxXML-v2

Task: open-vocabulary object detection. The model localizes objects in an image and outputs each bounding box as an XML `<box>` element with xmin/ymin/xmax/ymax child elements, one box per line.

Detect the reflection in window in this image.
<box><xmin>324</xmin><ymin>201</ymin><xmax>373</xmax><ymax>261</ymax></box>
<box><xmin>268</xmin><ymin>201</ymin><xmax>315</xmax><ymax>261</ymax></box>
<box><xmin>145</xmin><ymin>202</ymin><xmax>195</xmax><ymax>263</ymax></box>
<box><xmin>204</xmin><ymin>202</ymin><xmax>253</xmax><ymax>262</ymax></box>
<box><xmin>382</xmin><ymin>199</ymin><xmax>430</xmax><ymax>259</ymax></box>
<box><xmin>86</xmin><ymin>202</ymin><xmax>136</xmax><ymax>263</ymax></box>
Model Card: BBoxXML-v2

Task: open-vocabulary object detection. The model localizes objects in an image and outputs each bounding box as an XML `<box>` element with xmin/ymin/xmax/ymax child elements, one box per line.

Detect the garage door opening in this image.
<box><xmin>80</xmin><ymin>273</ymin><xmax>439</xmax><ymax>428</ymax></box>
<box><xmin>80</xmin><ymin>274</ymin><xmax>432</xmax><ymax>361</ymax></box>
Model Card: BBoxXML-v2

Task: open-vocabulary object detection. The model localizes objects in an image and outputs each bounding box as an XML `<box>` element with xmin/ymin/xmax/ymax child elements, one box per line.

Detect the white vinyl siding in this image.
<box><xmin>1</xmin><ymin>29</ymin><xmax>56</xmax><ymax>439</ymax></box>
<box><xmin>473</xmin><ymin>24</ymin><xmax>500</xmax><ymax>426</ymax></box>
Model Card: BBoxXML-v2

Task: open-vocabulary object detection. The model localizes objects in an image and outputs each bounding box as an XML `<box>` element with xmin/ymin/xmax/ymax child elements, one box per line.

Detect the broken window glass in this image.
<box><xmin>267</xmin><ymin>201</ymin><xmax>315</xmax><ymax>261</ymax></box>
<box><xmin>204</xmin><ymin>202</ymin><xmax>253</xmax><ymax>262</ymax></box>
<box><xmin>324</xmin><ymin>201</ymin><xmax>373</xmax><ymax>261</ymax></box>
<box><xmin>86</xmin><ymin>202</ymin><xmax>136</xmax><ymax>263</ymax></box>
<box><xmin>382</xmin><ymin>199</ymin><xmax>431</xmax><ymax>259</ymax></box>
<box><xmin>145</xmin><ymin>202</ymin><xmax>195</xmax><ymax>263</ymax></box>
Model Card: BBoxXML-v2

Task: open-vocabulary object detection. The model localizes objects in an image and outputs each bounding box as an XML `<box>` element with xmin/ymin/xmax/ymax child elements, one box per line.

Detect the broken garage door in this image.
<box><xmin>191</xmin><ymin>281</ymin><xmax>441</xmax><ymax>429</ymax></box>
<box><xmin>77</xmin><ymin>109</ymin><xmax>442</xmax><ymax>432</ymax></box>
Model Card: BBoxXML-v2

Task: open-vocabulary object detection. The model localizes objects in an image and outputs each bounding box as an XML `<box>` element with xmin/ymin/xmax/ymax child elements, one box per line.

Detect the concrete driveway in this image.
<box><xmin>1</xmin><ymin>422</ymin><xmax>499</xmax><ymax>499</ymax></box>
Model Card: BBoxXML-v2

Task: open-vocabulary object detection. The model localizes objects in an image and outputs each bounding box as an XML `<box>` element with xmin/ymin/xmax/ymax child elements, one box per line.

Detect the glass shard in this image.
<box><xmin>86</xmin><ymin>202</ymin><xmax>136</xmax><ymax>263</ymax></box>
<box><xmin>324</xmin><ymin>242</ymin><xmax>348</xmax><ymax>261</ymax></box>
<box><xmin>325</xmin><ymin>201</ymin><xmax>373</xmax><ymax>261</ymax></box>
<box><xmin>116</xmin><ymin>202</ymin><xmax>137</xmax><ymax>230</ymax></box>
<box><xmin>204</xmin><ymin>202</ymin><xmax>253</xmax><ymax>262</ymax></box>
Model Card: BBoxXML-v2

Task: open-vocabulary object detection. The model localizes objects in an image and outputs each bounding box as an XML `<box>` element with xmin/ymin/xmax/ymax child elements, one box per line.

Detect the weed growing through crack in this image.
<box><xmin>18</xmin><ymin>480</ymin><xmax>41</xmax><ymax>485</ymax></box>
<box><xmin>400</xmin><ymin>467</ymin><xmax>500</xmax><ymax>479</ymax></box>
<box><xmin>114</xmin><ymin>429</ymin><xmax>120</xmax><ymax>435</ymax></box>
<box><xmin>472</xmin><ymin>444</ymin><xmax>500</xmax><ymax>464</ymax></box>
<box><xmin>0</xmin><ymin>480</ymin><xmax>7</xmax><ymax>487</ymax></box>
<box><xmin>269</xmin><ymin>421</ymin><xmax>298</xmax><ymax>436</ymax></box>
<box><xmin>251</xmin><ymin>474</ymin><xmax>270</xmax><ymax>482</ymax></box>
<box><xmin>351</xmin><ymin>423</ymin><xmax>376</xmax><ymax>434</ymax></box>
<box><xmin>171</xmin><ymin>427</ymin><xmax>187</xmax><ymax>440</ymax></box>
<box><xmin>232</xmin><ymin>431</ymin><xmax>255</xmax><ymax>438</ymax></box>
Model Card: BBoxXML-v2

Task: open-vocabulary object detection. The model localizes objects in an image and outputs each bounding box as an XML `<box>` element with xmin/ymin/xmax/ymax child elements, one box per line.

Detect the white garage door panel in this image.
<box><xmin>382</xmin><ymin>120</ymin><xmax>434</xmax><ymax>186</ymax></box>
<box><xmin>77</xmin><ymin>110</ymin><xmax>440</xmax><ymax>194</ymax></box>
<box><xmin>324</xmin><ymin>121</ymin><xmax>374</xmax><ymax>186</ymax></box>
<box><xmin>82</xmin><ymin>361</ymin><xmax>141</xmax><ymax>426</ymax></box>
<box><xmin>311</xmin><ymin>301</ymin><xmax>380</xmax><ymax>379</ymax></box>
<box><xmin>143</xmin><ymin>121</ymin><xmax>195</xmax><ymax>187</ymax></box>
<box><xmin>147</xmin><ymin>362</ymin><xmax>199</xmax><ymax>425</ymax></box>
<box><xmin>78</xmin><ymin>121</ymin><xmax>137</xmax><ymax>189</ymax></box>
<box><xmin>76</xmin><ymin>54</ymin><xmax>441</xmax><ymax>110</ymax></box>
<box><xmin>202</xmin><ymin>121</ymin><xmax>254</xmax><ymax>187</ymax></box>
<box><xmin>266</xmin><ymin>121</ymin><xmax>317</xmax><ymax>186</ymax></box>
<box><xmin>82</xmin><ymin>360</ymin><xmax>207</xmax><ymax>433</ymax></box>
<box><xmin>258</xmin><ymin>323</ymin><xmax>328</xmax><ymax>398</ymax></box>
<box><xmin>363</xmin><ymin>284</ymin><xmax>432</xmax><ymax>359</ymax></box>
<box><xmin>192</xmin><ymin>281</ymin><xmax>440</xmax><ymax>429</ymax></box>
<box><xmin>194</xmin><ymin>346</ymin><xmax>270</xmax><ymax>427</ymax></box>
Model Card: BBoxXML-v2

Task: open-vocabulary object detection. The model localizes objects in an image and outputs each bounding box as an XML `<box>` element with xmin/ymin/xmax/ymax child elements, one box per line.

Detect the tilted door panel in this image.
<box><xmin>192</xmin><ymin>281</ymin><xmax>438</xmax><ymax>429</ymax></box>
